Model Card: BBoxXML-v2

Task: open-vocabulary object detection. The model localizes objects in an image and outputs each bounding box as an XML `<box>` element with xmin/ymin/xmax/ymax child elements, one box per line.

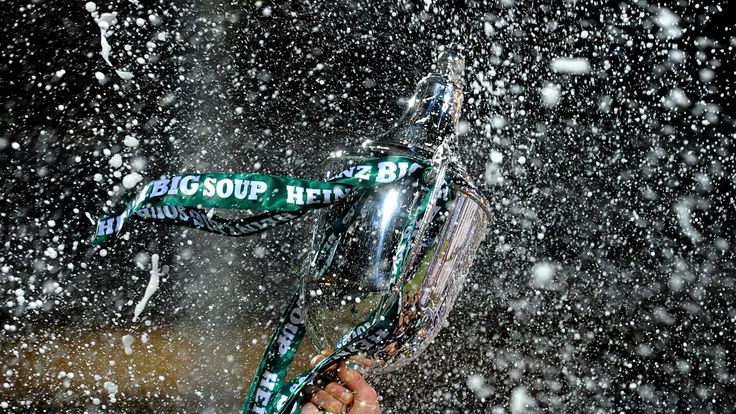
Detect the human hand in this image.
<box><xmin>300</xmin><ymin>351</ymin><xmax>380</xmax><ymax>414</ymax></box>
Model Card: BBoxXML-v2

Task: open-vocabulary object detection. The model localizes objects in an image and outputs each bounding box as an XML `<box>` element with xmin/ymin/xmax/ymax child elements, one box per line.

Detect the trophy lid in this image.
<box><xmin>370</xmin><ymin>44</ymin><xmax>466</xmax><ymax>153</ymax></box>
<box><xmin>436</xmin><ymin>43</ymin><xmax>465</xmax><ymax>83</ymax></box>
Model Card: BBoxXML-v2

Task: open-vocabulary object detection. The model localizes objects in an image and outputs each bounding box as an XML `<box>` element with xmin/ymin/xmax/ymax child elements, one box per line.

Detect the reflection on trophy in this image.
<box><xmin>303</xmin><ymin>44</ymin><xmax>492</xmax><ymax>372</ymax></box>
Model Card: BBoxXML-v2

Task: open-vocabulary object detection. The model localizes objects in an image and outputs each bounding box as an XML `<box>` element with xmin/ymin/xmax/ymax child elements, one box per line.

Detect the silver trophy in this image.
<box><xmin>302</xmin><ymin>45</ymin><xmax>491</xmax><ymax>372</ymax></box>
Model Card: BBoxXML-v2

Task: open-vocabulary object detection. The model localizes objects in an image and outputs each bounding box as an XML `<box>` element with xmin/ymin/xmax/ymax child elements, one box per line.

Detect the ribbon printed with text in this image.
<box><xmin>93</xmin><ymin>155</ymin><xmax>440</xmax><ymax>414</ymax></box>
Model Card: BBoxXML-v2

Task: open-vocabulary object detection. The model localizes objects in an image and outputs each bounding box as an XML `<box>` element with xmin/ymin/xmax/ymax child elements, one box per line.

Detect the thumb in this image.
<box><xmin>337</xmin><ymin>361</ymin><xmax>379</xmax><ymax>412</ymax></box>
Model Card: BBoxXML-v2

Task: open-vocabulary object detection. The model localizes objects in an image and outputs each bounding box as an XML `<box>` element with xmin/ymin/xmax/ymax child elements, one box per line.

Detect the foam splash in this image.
<box><xmin>87</xmin><ymin>3</ymin><xmax>134</xmax><ymax>80</ymax></box>
<box><xmin>550</xmin><ymin>57</ymin><xmax>591</xmax><ymax>74</ymax></box>
<box><xmin>133</xmin><ymin>254</ymin><xmax>167</xmax><ymax>322</ymax></box>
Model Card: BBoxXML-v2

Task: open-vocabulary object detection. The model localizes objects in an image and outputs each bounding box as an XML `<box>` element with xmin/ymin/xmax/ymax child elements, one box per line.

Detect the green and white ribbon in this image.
<box><xmin>93</xmin><ymin>156</ymin><xmax>426</xmax><ymax>245</ymax></box>
<box><xmin>93</xmin><ymin>155</ymin><xmax>442</xmax><ymax>414</ymax></box>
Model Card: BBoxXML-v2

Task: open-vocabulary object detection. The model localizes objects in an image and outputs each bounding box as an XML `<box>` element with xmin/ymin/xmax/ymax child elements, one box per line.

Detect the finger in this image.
<box><xmin>337</xmin><ymin>361</ymin><xmax>378</xmax><ymax>404</ymax></box>
<box><xmin>310</xmin><ymin>349</ymin><xmax>332</xmax><ymax>366</ymax></box>
<box><xmin>350</xmin><ymin>353</ymin><xmax>375</xmax><ymax>368</ymax></box>
<box><xmin>310</xmin><ymin>353</ymin><xmax>327</xmax><ymax>367</ymax></box>
<box><xmin>324</xmin><ymin>381</ymin><xmax>353</xmax><ymax>405</ymax></box>
<box><xmin>309</xmin><ymin>354</ymin><xmax>325</xmax><ymax>367</ymax></box>
<box><xmin>300</xmin><ymin>402</ymin><xmax>322</xmax><ymax>414</ymax></box>
<box><xmin>348</xmin><ymin>354</ymin><xmax>376</xmax><ymax>369</ymax></box>
<box><xmin>311</xmin><ymin>349</ymin><xmax>337</xmax><ymax>373</ymax></box>
<box><xmin>309</xmin><ymin>387</ymin><xmax>345</xmax><ymax>414</ymax></box>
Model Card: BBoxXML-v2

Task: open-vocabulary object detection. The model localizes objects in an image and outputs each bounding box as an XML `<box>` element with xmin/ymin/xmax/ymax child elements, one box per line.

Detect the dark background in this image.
<box><xmin>1</xmin><ymin>0</ymin><xmax>735</xmax><ymax>412</ymax></box>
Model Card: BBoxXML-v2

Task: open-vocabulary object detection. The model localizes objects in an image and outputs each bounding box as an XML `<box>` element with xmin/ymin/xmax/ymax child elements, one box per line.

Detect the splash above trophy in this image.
<box><xmin>93</xmin><ymin>44</ymin><xmax>491</xmax><ymax>414</ymax></box>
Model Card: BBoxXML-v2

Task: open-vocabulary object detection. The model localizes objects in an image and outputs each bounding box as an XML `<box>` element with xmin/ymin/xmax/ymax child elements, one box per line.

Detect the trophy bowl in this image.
<box><xmin>302</xmin><ymin>144</ymin><xmax>491</xmax><ymax>373</ymax></box>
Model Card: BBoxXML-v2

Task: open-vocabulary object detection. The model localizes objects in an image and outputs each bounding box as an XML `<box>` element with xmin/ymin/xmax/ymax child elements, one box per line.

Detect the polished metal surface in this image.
<box><xmin>387</xmin><ymin>44</ymin><xmax>465</xmax><ymax>150</ymax></box>
<box><xmin>302</xmin><ymin>149</ymin><xmax>490</xmax><ymax>372</ymax></box>
<box><xmin>302</xmin><ymin>44</ymin><xmax>491</xmax><ymax>372</ymax></box>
